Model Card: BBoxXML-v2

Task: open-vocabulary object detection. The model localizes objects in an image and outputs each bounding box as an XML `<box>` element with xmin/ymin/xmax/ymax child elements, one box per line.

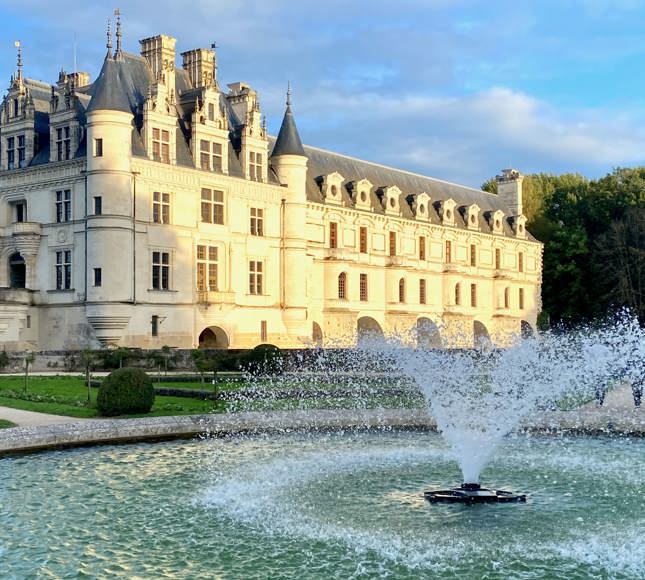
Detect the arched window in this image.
<box><xmin>398</xmin><ymin>278</ymin><xmax>405</xmax><ymax>303</ymax></box>
<box><xmin>455</xmin><ymin>283</ymin><xmax>461</xmax><ymax>305</ymax></box>
<box><xmin>338</xmin><ymin>272</ymin><xmax>347</xmax><ymax>299</ymax></box>
<box><xmin>9</xmin><ymin>252</ymin><xmax>26</xmax><ymax>289</ymax></box>
<box><xmin>504</xmin><ymin>287</ymin><xmax>510</xmax><ymax>309</ymax></box>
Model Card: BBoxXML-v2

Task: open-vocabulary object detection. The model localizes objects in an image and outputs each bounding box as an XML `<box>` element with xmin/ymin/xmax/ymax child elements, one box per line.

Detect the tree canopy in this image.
<box><xmin>483</xmin><ymin>168</ymin><xmax>645</xmax><ymax>325</ymax></box>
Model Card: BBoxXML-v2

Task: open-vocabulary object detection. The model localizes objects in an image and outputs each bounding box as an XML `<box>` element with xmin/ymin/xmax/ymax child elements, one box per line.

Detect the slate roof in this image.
<box><xmin>271</xmin><ymin>103</ymin><xmax>306</xmax><ymax>158</ymax></box>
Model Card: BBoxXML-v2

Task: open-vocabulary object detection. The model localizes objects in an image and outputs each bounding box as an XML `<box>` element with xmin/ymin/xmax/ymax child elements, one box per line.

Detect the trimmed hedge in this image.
<box><xmin>240</xmin><ymin>344</ymin><xmax>284</xmax><ymax>375</ymax></box>
<box><xmin>97</xmin><ymin>367</ymin><xmax>155</xmax><ymax>416</ymax></box>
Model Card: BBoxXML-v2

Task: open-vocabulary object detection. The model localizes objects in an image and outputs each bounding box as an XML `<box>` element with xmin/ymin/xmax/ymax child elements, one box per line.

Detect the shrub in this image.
<box><xmin>241</xmin><ymin>344</ymin><xmax>284</xmax><ymax>375</ymax></box>
<box><xmin>97</xmin><ymin>367</ymin><xmax>155</xmax><ymax>416</ymax></box>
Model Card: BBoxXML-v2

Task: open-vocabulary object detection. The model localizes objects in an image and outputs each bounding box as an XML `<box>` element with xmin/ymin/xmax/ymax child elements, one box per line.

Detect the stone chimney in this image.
<box><xmin>140</xmin><ymin>35</ymin><xmax>176</xmax><ymax>92</ymax></box>
<box><xmin>181</xmin><ymin>48</ymin><xmax>216</xmax><ymax>89</ymax></box>
<box><xmin>496</xmin><ymin>168</ymin><xmax>524</xmax><ymax>216</ymax></box>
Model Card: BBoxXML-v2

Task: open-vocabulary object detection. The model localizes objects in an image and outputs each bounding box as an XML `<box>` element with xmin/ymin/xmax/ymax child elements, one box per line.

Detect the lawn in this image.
<box><xmin>0</xmin><ymin>375</ymin><xmax>223</xmax><ymax>418</ymax></box>
<box><xmin>0</xmin><ymin>419</ymin><xmax>17</xmax><ymax>429</ymax></box>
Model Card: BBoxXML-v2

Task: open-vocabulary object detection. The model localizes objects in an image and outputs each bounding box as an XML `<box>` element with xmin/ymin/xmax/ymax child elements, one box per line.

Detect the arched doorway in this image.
<box><xmin>521</xmin><ymin>320</ymin><xmax>534</xmax><ymax>338</ymax></box>
<box><xmin>198</xmin><ymin>326</ymin><xmax>229</xmax><ymax>349</ymax></box>
<box><xmin>312</xmin><ymin>322</ymin><xmax>323</xmax><ymax>346</ymax></box>
<box><xmin>357</xmin><ymin>316</ymin><xmax>384</xmax><ymax>344</ymax></box>
<box><xmin>9</xmin><ymin>252</ymin><xmax>26</xmax><ymax>289</ymax></box>
<box><xmin>416</xmin><ymin>317</ymin><xmax>441</xmax><ymax>349</ymax></box>
<box><xmin>473</xmin><ymin>320</ymin><xmax>491</xmax><ymax>348</ymax></box>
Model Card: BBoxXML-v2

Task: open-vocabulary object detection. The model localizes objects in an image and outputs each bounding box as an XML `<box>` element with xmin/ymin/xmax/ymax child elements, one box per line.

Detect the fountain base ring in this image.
<box><xmin>425</xmin><ymin>483</ymin><xmax>526</xmax><ymax>504</ymax></box>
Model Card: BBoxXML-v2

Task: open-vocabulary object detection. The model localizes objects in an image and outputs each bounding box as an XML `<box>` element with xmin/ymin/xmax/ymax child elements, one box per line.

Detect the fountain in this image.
<box><xmin>0</xmin><ymin>315</ymin><xmax>643</xmax><ymax>577</ymax></box>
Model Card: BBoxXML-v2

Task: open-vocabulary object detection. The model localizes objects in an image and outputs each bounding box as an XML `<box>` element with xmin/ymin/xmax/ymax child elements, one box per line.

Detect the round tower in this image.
<box><xmin>270</xmin><ymin>88</ymin><xmax>309</xmax><ymax>342</ymax></box>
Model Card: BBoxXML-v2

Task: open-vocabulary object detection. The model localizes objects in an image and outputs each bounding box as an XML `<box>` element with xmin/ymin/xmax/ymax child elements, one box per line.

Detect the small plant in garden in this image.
<box><xmin>97</xmin><ymin>367</ymin><xmax>155</xmax><ymax>416</ymax></box>
<box><xmin>80</xmin><ymin>349</ymin><xmax>97</xmax><ymax>405</ymax></box>
<box><xmin>23</xmin><ymin>352</ymin><xmax>35</xmax><ymax>394</ymax></box>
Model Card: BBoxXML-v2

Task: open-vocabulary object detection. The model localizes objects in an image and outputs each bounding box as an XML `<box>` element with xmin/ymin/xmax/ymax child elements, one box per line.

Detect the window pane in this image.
<box><xmin>209</xmin><ymin>247</ymin><xmax>218</xmax><ymax>261</ymax></box>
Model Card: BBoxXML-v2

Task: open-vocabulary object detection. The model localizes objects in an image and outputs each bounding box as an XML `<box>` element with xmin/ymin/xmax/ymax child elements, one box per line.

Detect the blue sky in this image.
<box><xmin>2</xmin><ymin>0</ymin><xmax>645</xmax><ymax>186</ymax></box>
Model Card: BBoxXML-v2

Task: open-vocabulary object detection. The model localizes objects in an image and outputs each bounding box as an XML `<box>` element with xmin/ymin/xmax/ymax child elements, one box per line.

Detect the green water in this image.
<box><xmin>0</xmin><ymin>432</ymin><xmax>642</xmax><ymax>579</ymax></box>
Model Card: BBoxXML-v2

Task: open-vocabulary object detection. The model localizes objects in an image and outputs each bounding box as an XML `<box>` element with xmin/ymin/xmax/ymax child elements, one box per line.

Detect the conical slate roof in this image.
<box><xmin>270</xmin><ymin>101</ymin><xmax>306</xmax><ymax>158</ymax></box>
<box><xmin>86</xmin><ymin>55</ymin><xmax>136</xmax><ymax>114</ymax></box>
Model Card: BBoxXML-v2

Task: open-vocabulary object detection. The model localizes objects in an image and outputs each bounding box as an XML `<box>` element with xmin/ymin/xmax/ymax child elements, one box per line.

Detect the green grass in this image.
<box><xmin>0</xmin><ymin>419</ymin><xmax>17</xmax><ymax>429</ymax></box>
<box><xmin>0</xmin><ymin>375</ymin><xmax>223</xmax><ymax>418</ymax></box>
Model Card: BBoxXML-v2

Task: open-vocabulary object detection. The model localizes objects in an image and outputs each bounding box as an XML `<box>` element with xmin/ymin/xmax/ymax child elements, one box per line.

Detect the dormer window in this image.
<box><xmin>382</xmin><ymin>186</ymin><xmax>401</xmax><ymax>216</ymax></box>
<box><xmin>492</xmin><ymin>210</ymin><xmax>505</xmax><ymax>234</ymax></box>
<box><xmin>17</xmin><ymin>136</ymin><xmax>25</xmax><ymax>168</ymax></box>
<box><xmin>6</xmin><ymin>137</ymin><xmax>15</xmax><ymax>169</ymax></box>
<box><xmin>200</xmin><ymin>140</ymin><xmax>223</xmax><ymax>172</ymax></box>
<box><xmin>249</xmin><ymin>151</ymin><xmax>262</xmax><ymax>181</ymax></box>
<box><xmin>513</xmin><ymin>215</ymin><xmax>528</xmax><ymax>238</ymax></box>
<box><xmin>440</xmin><ymin>199</ymin><xmax>457</xmax><ymax>226</ymax></box>
<box><xmin>413</xmin><ymin>192</ymin><xmax>431</xmax><ymax>222</ymax></box>
<box><xmin>13</xmin><ymin>98</ymin><xmax>19</xmax><ymax>117</ymax></box>
<box><xmin>56</xmin><ymin>126</ymin><xmax>71</xmax><ymax>161</ymax></box>
<box><xmin>351</xmin><ymin>178</ymin><xmax>373</xmax><ymax>210</ymax></box>
<box><xmin>152</xmin><ymin>128</ymin><xmax>170</xmax><ymax>163</ymax></box>
<box><xmin>467</xmin><ymin>204</ymin><xmax>480</xmax><ymax>229</ymax></box>
<box><xmin>322</xmin><ymin>172</ymin><xmax>344</xmax><ymax>205</ymax></box>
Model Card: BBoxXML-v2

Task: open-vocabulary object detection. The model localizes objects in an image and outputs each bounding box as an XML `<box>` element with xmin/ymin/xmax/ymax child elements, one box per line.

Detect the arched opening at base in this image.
<box><xmin>198</xmin><ymin>326</ymin><xmax>229</xmax><ymax>349</ymax></box>
<box><xmin>417</xmin><ymin>317</ymin><xmax>442</xmax><ymax>349</ymax></box>
<box><xmin>521</xmin><ymin>320</ymin><xmax>534</xmax><ymax>338</ymax></box>
<box><xmin>9</xmin><ymin>252</ymin><xmax>26</xmax><ymax>289</ymax></box>
<box><xmin>473</xmin><ymin>320</ymin><xmax>492</xmax><ymax>348</ymax></box>
<box><xmin>357</xmin><ymin>316</ymin><xmax>384</xmax><ymax>344</ymax></box>
<box><xmin>312</xmin><ymin>322</ymin><xmax>323</xmax><ymax>346</ymax></box>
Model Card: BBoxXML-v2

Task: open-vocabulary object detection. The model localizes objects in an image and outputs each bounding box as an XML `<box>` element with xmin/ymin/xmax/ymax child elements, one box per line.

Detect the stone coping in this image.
<box><xmin>0</xmin><ymin>406</ymin><xmax>642</xmax><ymax>457</ymax></box>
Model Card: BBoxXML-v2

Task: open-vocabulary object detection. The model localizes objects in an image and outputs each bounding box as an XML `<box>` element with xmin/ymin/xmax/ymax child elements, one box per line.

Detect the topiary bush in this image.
<box><xmin>241</xmin><ymin>344</ymin><xmax>284</xmax><ymax>376</ymax></box>
<box><xmin>97</xmin><ymin>367</ymin><xmax>155</xmax><ymax>416</ymax></box>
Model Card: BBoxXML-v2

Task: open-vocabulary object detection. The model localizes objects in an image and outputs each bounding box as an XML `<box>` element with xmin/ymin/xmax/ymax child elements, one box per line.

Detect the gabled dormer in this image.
<box><xmin>489</xmin><ymin>209</ymin><xmax>505</xmax><ymax>234</ymax></box>
<box><xmin>411</xmin><ymin>192</ymin><xmax>431</xmax><ymax>222</ymax></box>
<box><xmin>0</xmin><ymin>43</ymin><xmax>45</xmax><ymax>171</ymax></box>
<box><xmin>182</xmin><ymin>47</ymin><xmax>229</xmax><ymax>174</ymax></box>
<box><xmin>227</xmin><ymin>82</ymin><xmax>268</xmax><ymax>182</ymax></box>
<box><xmin>48</xmin><ymin>70</ymin><xmax>89</xmax><ymax>163</ymax></box>
<box><xmin>437</xmin><ymin>198</ymin><xmax>457</xmax><ymax>226</ymax></box>
<box><xmin>466</xmin><ymin>203</ymin><xmax>480</xmax><ymax>230</ymax></box>
<box><xmin>510</xmin><ymin>214</ymin><xmax>527</xmax><ymax>239</ymax></box>
<box><xmin>321</xmin><ymin>171</ymin><xmax>344</xmax><ymax>205</ymax></box>
<box><xmin>349</xmin><ymin>178</ymin><xmax>373</xmax><ymax>210</ymax></box>
<box><xmin>381</xmin><ymin>185</ymin><xmax>402</xmax><ymax>216</ymax></box>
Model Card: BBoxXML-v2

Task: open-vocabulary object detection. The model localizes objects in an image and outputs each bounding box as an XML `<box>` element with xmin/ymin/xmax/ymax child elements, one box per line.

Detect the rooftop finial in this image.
<box><xmin>114</xmin><ymin>9</ymin><xmax>122</xmax><ymax>57</ymax></box>
<box><xmin>15</xmin><ymin>40</ymin><xmax>23</xmax><ymax>82</ymax></box>
<box><xmin>106</xmin><ymin>18</ymin><xmax>112</xmax><ymax>56</ymax></box>
<box><xmin>286</xmin><ymin>82</ymin><xmax>292</xmax><ymax>108</ymax></box>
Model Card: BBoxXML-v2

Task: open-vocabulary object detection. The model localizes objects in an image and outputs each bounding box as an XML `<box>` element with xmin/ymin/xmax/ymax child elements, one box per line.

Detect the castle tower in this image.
<box><xmin>270</xmin><ymin>87</ymin><xmax>309</xmax><ymax>341</ymax></box>
<box><xmin>84</xmin><ymin>32</ymin><xmax>136</xmax><ymax>344</ymax></box>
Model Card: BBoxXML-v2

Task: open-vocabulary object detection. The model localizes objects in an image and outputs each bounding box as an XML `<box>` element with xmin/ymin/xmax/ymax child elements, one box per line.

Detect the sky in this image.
<box><xmin>2</xmin><ymin>0</ymin><xmax>645</xmax><ymax>187</ymax></box>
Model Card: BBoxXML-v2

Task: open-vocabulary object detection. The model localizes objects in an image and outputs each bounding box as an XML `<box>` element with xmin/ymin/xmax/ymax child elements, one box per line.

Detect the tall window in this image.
<box><xmin>445</xmin><ymin>240</ymin><xmax>452</xmax><ymax>263</ymax></box>
<box><xmin>455</xmin><ymin>283</ymin><xmax>461</xmax><ymax>305</ymax></box>
<box><xmin>14</xmin><ymin>201</ymin><xmax>26</xmax><ymax>222</ymax></box>
<box><xmin>504</xmin><ymin>287</ymin><xmax>510</xmax><ymax>309</ymax></box>
<box><xmin>56</xmin><ymin>126</ymin><xmax>71</xmax><ymax>161</ymax></box>
<box><xmin>56</xmin><ymin>190</ymin><xmax>72</xmax><ymax>223</ymax></box>
<box><xmin>94</xmin><ymin>196</ymin><xmax>102</xmax><ymax>215</ymax></box>
<box><xmin>201</xmin><ymin>188</ymin><xmax>224</xmax><ymax>224</ymax></box>
<box><xmin>6</xmin><ymin>137</ymin><xmax>15</xmax><ymax>169</ymax></box>
<box><xmin>519</xmin><ymin>288</ymin><xmax>525</xmax><ymax>310</ymax></box>
<box><xmin>152</xmin><ymin>128</ymin><xmax>170</xmax><ymax>163</ymax></box>
<box><xmin>249</xmin><ymin>261</ymin><xmax>263</xmax><ymax>294</ymax></box>
<box><xmin>94</xmin><ymin>138</ymin><xmax>103</xmax><ymax>157</ymax></box>
<box><xmin>360</xmin><ymin>273</ymin><xmax>368</xmax><ymax>301</ymax></box>
<box><xmin>419</xmin><ymin>236</ymin><xmax>426</xmax><ymax>261</ymax></box>
<box><xmin>338</xmin><ymin>272</ymin><xmax>347</xmax><ymax>299</ymax></box>
<box><xmin>330</xmin><ymin>222</ymin><xmax>338</xmax><ymax>249</ymax></box>
<box><xmin>197</xmin><ymin>245</ymin><xmax>218</xmax><ymax>292</ymax></box>
<box><xmin>151</xmin><ymin>315</ymin><xmax>159</xmax><ymax>337</ymax></box>
<box><xmin>55</xmin><ymin>250</ymin><xmax>72</xmax><ymax>290</ymax></box>
<box><xmin>470</xmin><ymin>244</ymin><xmax>477</xmax><ymax>266</ymax></box>
<box><xmin>17</xmin><ymin>135</ymin><xmax>25</xmax><ymax>168</ymax></box>
<box><xmin>471</xmin><ymin>284</ymin><xmax>477</xmax><ymax>307</ymax></box>
<box><xmin>250</xmin><ymin>208</ymin><xmax>264</xmax><ymax>236</ymax></box>
<box><xmin>518</xmin><ymin>252</ymin><xmax>524</xmax><ymax>273</ymax></box>
<box><xmin>495</xmin><ymin>248</ymin><xmax>501</xmax><ymax>270</ymax></box>
<box><xmin>260</xmin><ymin>320</ymin><xmax>268</xmax><ymax>342</ymax></box>
<box><xmin>153</xmin><ymin>192</ymin><xmax>170</xmax><ymax>224</ymax></box>
<box><xmin>249</xmin><ymin>151</ymin><xmax>262</xmax><ymax>181</ymax></box>
<box><xmin>200</xmin><ymin>140</ymin><xmax>223</xmax><ymax>172</ymax></box>
<box><xmin>389</xmin><ymin>231</ymin><xmax>397</xmax><ymax>256</ymax></box>
<box><xmin>152</xmin><ymin>251</ymin><xmax>170</xmax><ymax>290</ymax></box>
<box><xmin>399</xmin><ymin>278</ymin><xmax>406</xmax><ymax>303</ymax></box>
<box><xmin>93</xmin><ymin>268</ymin><xmax>102</xmax><ymax>287</ymax></box>
<box><xmin>419</xmin><ymin>279</ymin><xmax>427</xmax><ymax>304</ymax></box>
<box><xmin>208</xmin><ymin>103</ymin><xmax>215</xmax><ymax>121</ymax></box>
<box><xmin>359</xmin><ymin>227</ymin><xmax>368</xmax><ymax>253</ymax></box>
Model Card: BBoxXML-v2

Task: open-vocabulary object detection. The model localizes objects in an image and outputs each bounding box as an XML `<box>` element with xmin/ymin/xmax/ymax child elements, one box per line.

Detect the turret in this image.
<box><xmin>270</xmin><ymin>88</ymin><xmax>309</xmax><ymax>338</ymax></box>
